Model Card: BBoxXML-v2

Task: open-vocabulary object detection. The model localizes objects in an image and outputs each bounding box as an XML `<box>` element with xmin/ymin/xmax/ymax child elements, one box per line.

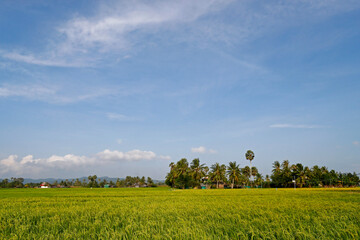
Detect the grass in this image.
<box><xmin>0</xmin><ymin>188</ymin><xmax>359</xmax><ymax>239</ymax></box>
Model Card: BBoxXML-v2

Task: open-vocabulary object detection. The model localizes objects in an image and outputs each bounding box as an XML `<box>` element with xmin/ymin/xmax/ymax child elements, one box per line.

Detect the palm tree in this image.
<box><xmin>251</xmin><ymin>166</ymin><xmax>258</xmax><ymax>178</ymax></box>
<box><xmin>176</xmin><ymin>158</ymin><xmax>189</xmax><ymax>176</ymax></box>
<box><xmin>281</xmin><ymin>160</ymin><xmax>292</xmax><ymax>187</ymax></box>
<box><xmin>227</xmin><ymin>161</ymin><xmax>241</xmax><ymax>189</ymax></box>
<box><xmin>242</xmin><ymin>166</ymin><xmax>251</xmax><ymax>186</ymax></box>
<box><xmin>254</xmin><ymin>173</ymin><xmax>263</xmax><ymax>187</ymax></box>
<box><xmin>272</xmin><ymin>161</ymin><xmax>281</xmax><ymax>173</ymax></box>
<box><xmin>176</xmin><ymin>158</ymin><xmax>190</xmax><ymax>189</ymax></box>
<box><xmin>165</xmin><ymin>162</ymin><xmax>178</xmax><ymax>188</ymax></box>
<box><xmin>190</xmin><ymin>158</ymin><xmax>207</xmax><ymax>188</ymax></box>
<box><xmin>245</xmin><ymin>150</ymin><xmax>255</xmax><ymax>186</ymax></box>
<box><xmin>210</xmin><ymin>163</ymin><xmax>226</xmax><ymax>189</ymax></box>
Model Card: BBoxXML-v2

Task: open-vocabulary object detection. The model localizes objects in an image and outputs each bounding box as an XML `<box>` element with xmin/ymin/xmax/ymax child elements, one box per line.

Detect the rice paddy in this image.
<box><xmin>0</xmin><ymin>188</ymin><xmax>359</xmax><ymax>239</ymax></box>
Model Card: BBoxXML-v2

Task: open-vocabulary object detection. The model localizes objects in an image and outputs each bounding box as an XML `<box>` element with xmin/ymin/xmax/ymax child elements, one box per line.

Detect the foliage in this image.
<box><xmin>245</xmin><ymin>150</ymin><xmax>255</xmax><ymax>161</ymax></box>
<box><xmin>270</xmin><ymin>160</ymin><xmax>360</xmax><ymax>188</ymax></box>
<box><xmin>165</xmin><ymin>156</ymin><xmax>359</xmax><ymax>189</ymax></box>
<box><xmin>227</xmin><ymin>161</ymin><xmax>241</xmax><ymax>189</ymax></box>
<box><xmin>210</xmin><ymin>163</ymin><xmax>227</xmax><ymax>188</ymax></box>
<box><xmin>0</xmin><ymin>176</ymin><xmax>157</xmax><ymax>188</ymax></box>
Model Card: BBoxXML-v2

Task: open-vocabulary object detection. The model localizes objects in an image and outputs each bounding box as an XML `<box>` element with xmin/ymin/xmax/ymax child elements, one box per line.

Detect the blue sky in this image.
<box><xmin>1</xmin><ymin>0</ymin><xmax>359</xmax><ymax>179</ymax></box>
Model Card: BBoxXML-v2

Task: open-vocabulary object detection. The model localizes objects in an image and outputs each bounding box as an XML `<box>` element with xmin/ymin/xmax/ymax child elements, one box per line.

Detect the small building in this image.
<box><xmin>40</xmin><ymin>182</ymin><xmax>50</xmax><ymax>188</ymax></box>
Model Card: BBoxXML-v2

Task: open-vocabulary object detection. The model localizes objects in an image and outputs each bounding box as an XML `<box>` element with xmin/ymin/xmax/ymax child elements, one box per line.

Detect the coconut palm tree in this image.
<box><xmin>254</xmin><ymin>173</ymin><xmax>263</xmax><ymax>187</ymax></box>
<box><xmin>165</xmin><ymin>162</ymin><xmax>178</xmax><ymax>188</ymax></box>
<box><xmin>190</xmin><ymin>158</ymin><xmax>207</xmax><ymax>188</ymax></box>
<box><xmin>272</xmin><ymin>161</ymin><xmax>281</xmax><ymax>173</ymax></box>
<box><xmin>245</xmin><ymin>150</ymin><xmax>255</xmax><ymax>186</ymax></box>
<box><xmin>281</xmin><ymin>160</ymin><xmax>292</xmax><ymax>187</ymax></box>
<box><xmin>176</xmin><ymin>158</ymin><xmax>189</xmax><ymax>176</ymax></box>
<box><xmin>210</xmin><ymin>163</ymin><xmax>226</xmax><ymax>188</ymax></box>
<box><xmin>176</xmin><ymin>158</ymin><xmax>190</xmax><ymax>189</ymax></box>
<box><xmin>242</xmin><ymin>166</ymin><xmax>251</xmax><ymax>186</ymax></box>
<box><xmin>251</xmin><ymin>166</ymin><xmax>258</xmax><ymax>178</ymax></box>
<box><xmin>227</xmin><ymin>161</ymin><xmax>241</xmax><ymax>189</ymax></box>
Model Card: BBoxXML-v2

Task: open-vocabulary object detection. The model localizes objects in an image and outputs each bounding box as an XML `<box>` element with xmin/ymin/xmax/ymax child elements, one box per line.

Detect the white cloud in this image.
<box><xmin>2</xmin><ymin>1</ymin><xmax>359</xmax><ymax>67</ymax></box>
<box><xmin>106</xmin><ymin>113</ymin><xmax>139</xmax><ymax>121</ymax></box>
<box><xmin>96</xmin><ymin>149</ymin><xmax>157</xmax><ymax>161</ymax></box>
<box><xmin>353</xmin><ymin>141</ymin><xmax>360</xmax><ymax>146</ymax></box>
<box><xmin>159</xmin><ymin>155</ymin><xmax>172</xmax><ymax>160</ymax></box>
<box><xmin>191</xmin><ymin>146</ymin><xmax>217</xmax><ymax>154</ymax></box>
<box><xmin>2</xmin><ymin>0</ymin><xmax>231</xmax><ymax>67</ymax></box>
<box><xmin>0</xmin><ymin>149</ymin><xmax>169</xmax><ymax>176</ymax></box>
<box><xmin>0</xmin><ymin>83</ymin><xmax>117</xmax><ymax>104</ymax></box>
<box><xmin>57</xmin><ymin>0</ymin><xmax>229</xmax><ymax>52</ymax></box>
<box><xmin>191</xmin><ymin>146</ymin><xmax>206</xmax><ymax>153</ymax></box>
<box><xmin>269</xmin><ymin>124</ymin><xmax>322</xmax><ymax>129</ymax></box>
<box><xmin>2</xmin><ymin>52</ymin><xmax>85</xmax><ymax>67</ymax></box>
<box><xmin>0</xmin><ymin>84</ymin><xmax>57</xmax><ymax>98</ymax></box>
<box><xmin>0</xmin><ymin>155</ymin><xmax>41</xmax><ymax>175</ymax></box>
<box><xmin>208</xmin><ymin>149</ymin><xmax>218</xmax><ymax>154</ymax></box>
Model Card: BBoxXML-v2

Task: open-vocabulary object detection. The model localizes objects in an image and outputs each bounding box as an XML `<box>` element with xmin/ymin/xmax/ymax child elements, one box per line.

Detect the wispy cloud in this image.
<box><xmin>0</xmin><ymin>83</ymin><xmax>117</xmax><ymax>104</ymax></box>
<box><xmin>106</xmin><ymin>113</ymin><xmax>140</xmax><ymax>122</ymax></box>
<box><xmin>2</xmin><ymin>52</ymin><xmax>87</xmax><ymax>67</ymax></box>
<box><xmin>0</xmin><ymin>84</ymin><xmax>56</xmax><ymax>98</ymax></box>
<box><xmin>269</xmin><ymin>124</ymin><xmax>323</xmax><ymax>129</ymax></box>
<box><xmin>353</xmin><ymin>141</ymin><xmax>360</xmax><ymax>146</ymax></box>
<box><xmin>2</xmin><ymin>0</ymin><xmax>232</xmax><ymax>67</ymax></box>
<box><xmin>191</xmin><ymin>146</ymin><xmax>217</xmax><ymax>154</ymax></box>
<box><xmin>0</xmin><ymin>149</ymin><xmax>171</xmax><ymax>175</ymax></box>
<box><xmin>58</xmin><ymin>0</ymin><xmax>230</xmax><ymax>52</ymax></box>
<box><xmin>4</xmin><ymin>0</ymin><xmax>358</xmax><ymax>68</ymax></box>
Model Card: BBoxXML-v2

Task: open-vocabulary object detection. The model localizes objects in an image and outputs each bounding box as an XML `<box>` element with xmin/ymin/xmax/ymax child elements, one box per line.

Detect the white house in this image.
<box><xmin>40</xmin><ymin>182</ymin><xmax>50</xmax><ymax>188</ymax></box>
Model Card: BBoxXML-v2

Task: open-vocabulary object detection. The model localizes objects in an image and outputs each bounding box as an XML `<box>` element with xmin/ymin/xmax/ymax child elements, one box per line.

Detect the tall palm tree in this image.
<box><xmin>281</xmin><ymin>160</ymin><xmax>292</xmax><ymax>187</ymax></box>
<box><xmin>190</xmin><ymin>158</ymin><xmax>207</xmax><ymax>188</ymax></box>
<box><xmin>210</xmin><ymin>163</ymin><xmax>226</xmax><ymax>188</ymax></box>
<box><xmin>176</xmin><ymin>158</ymin><xmax>189</xmax><ymax>176</ymax></box>
<box><xmin>245</xmin><ymin>150</ymin><xmax>255</xmax><ymax>186</ymax></box>
<box><xmin>227</xmin><ymin>161</ymin><xmax>241</xmax><ymax>189</ymax></box>
<box><xmin>165</xmin><ymin>162</ymin><xmax>178</xmax><ymax>188</ymax></box>
<box><xmin>272</xmin><ymin>161</ymin><xmax>281</xmax><ymax>173</ymax></box>
<box><xmin>176</xmin><ymin>158</ymin><xmax>190</xmax><ymax>189</ymax></box>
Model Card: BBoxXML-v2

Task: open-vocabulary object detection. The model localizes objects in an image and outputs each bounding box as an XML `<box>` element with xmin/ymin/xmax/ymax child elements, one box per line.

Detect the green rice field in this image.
<box><xmin>0</xmin><ymin>188</ymin><xmax>359</xmax><ymax>239</ymax></box>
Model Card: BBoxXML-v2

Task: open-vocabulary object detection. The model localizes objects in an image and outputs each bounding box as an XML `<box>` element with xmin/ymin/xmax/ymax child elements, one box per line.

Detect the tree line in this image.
<box><xmin>271</xmin><ymin>160</ymin><xmax>359</xmax><ymax>188</ymax></box>
<box><xmin>0</xmin><ymin>175</ymin><xmax>157</xmax><ymax>188</ymax></box>
<box><xmin>165</xmin><ymin>151</ymin><xmax>359</xmax><ymax>189</ymax></box>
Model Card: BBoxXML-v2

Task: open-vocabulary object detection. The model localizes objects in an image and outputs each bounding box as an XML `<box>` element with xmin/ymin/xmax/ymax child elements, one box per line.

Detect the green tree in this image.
<box><xmin>251</xmin><ymin>166</ymin><xmax>258</xmax><ymax>178</ymax></box>
<box><xmin>242</xmin><ymin>166</ymin><xmax>251</xmax><ymax>186</ymax></box>
<box><xmin>245</xmin><ymin>150</ymin><xmax>255</xmax><ymax>186</ymax></box>
<box><xmin>140</xmin><ymin>176</ymin><xmax>146</xmax><ymax>186</ymax></box>
<box><xmin>174</xmin><ymin>158</ymin><xmax>190</xmax><ymax>189</ymax></box>
<box><xmin>210</xmin><ymin>163</ymin><xmax>226</xmax><ymax>189</ymax></box>
<box><xmin>88</xmin><ymin>175</ymin><xmax>98</xmax><ymax>188</ymax></box>
<box><xmin>190</xmin><ymin>158</ymin><xmax>208</xmax><ymax>188</ymax></box>
<box><xmin>165</xmin><ymin>162</ymin><xmax>178</xmax><ymax>188</ymax></box>
<box><xmin>227</xmin><ymin>161</ymin><xmax>241</xmax><ymax>189</ymax></box>
<box><xmin>147</xmin><ymin>177</ymin><xmax>157</xmax><ymax>187</ymax></box>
